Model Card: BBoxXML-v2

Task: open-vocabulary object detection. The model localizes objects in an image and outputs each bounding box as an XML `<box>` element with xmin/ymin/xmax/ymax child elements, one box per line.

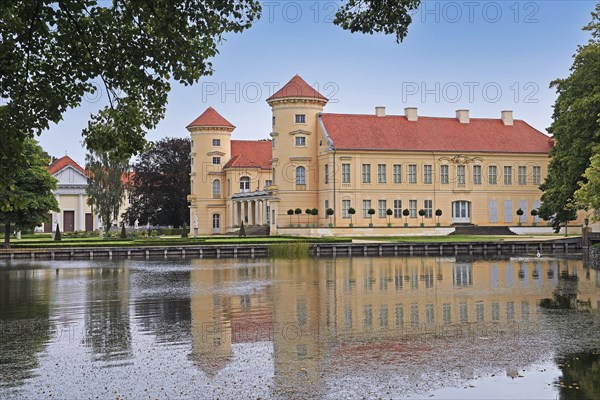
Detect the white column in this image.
<box><xmin>233</xmin><ymin>201</ymin><xmax>238</xmax><ymax>226</ymax></box>
<box><xmin>262</xmin><ymin>200</ymin><xmax>268</xmax><ymax>225</ymax></box>
<box><xmin>255</xmin><ymin>200</ymin><xmax>260</xmax><ymax>226</ymax></box>
<box><xmin>78</xmin><ymin>194</ymin><xmax>85</xmax><ymax>231</ymax></box>
<box><xmin>241</xmin><ymin>200</ymin><xmax>246</xmax><ymax>224</ymax></box>
<box><xmin>247</xmin><ymin>200</ymin><xmax>253</xmax><ymax>225</ymax></box>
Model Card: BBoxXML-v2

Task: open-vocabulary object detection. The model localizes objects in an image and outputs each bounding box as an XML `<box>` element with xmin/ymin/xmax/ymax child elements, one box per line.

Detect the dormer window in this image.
<box><xmin>212</xmin><ymin>138</ymin><xmax>221</xmax><ymax>146</ymax></box>
<box><xmin>295</xmin><ymin>114</ymin><xmax>306</xmax><ymax>124</ymax></box>
<box><xmin>295</xmin><ymin>136</ymin><xmax>306</xmax><ymax>147</ymax></box>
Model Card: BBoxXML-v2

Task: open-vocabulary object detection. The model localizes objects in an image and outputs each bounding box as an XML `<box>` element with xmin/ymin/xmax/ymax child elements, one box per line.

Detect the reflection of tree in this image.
<box><xmin>0</xmin><ymin>269</ymin><xmax>52</xmax><ymax>386</ymax></box>
<box><xmin>83</xmin><ymin>268</ymin><xmax>132</xmax><ymax>362</ymax></box>
<box><xmin>555</xmin><ymin>351</ymin><xmax>600</xmax><ymax>400</ymax></box>
<box><xmin>540</xmin><ymin>264</ymin><xmax>579</xmax><ymax>309</ymax></box>
<box><xmin>133</xmin><ymin>268</ymin><xmax>191</xmax><ymax>344</ymax></box>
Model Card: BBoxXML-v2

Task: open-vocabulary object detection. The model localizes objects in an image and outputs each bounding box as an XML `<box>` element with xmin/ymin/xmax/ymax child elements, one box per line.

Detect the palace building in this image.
<box><xmin>187</xmin><ymin>75</ymin><xmax>553</xmax><ymax>235</ymax></box>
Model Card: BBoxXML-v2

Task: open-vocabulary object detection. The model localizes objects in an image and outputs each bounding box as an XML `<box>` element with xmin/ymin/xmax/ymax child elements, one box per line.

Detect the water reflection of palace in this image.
<box><xmin>188</xmin><ymin>257</ymin><xmax>600</xmax><ymax>398</ymax></box>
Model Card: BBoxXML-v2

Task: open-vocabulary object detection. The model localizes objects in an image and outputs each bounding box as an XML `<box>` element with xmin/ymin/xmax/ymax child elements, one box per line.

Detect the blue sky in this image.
<box><xmin>40</xmin><ymin>1</ymin><xmax>598</xmax><ymax>166</ymax></box>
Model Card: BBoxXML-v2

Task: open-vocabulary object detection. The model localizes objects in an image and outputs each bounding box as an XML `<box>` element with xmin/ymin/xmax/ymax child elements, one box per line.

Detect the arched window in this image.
<box><xmin>212</xmin><ymin>179</ymin><xmax>221</xmax><ymax>198</ymax></box>
<box><xmin>296</xmin><ymin>166</ymin><xmax>306</xmax><ymax>185</ymax></box>
<box><xmin>240</xmin><ymin>176</ymin><xmax>250</xmax><ymax>192</ymax></box>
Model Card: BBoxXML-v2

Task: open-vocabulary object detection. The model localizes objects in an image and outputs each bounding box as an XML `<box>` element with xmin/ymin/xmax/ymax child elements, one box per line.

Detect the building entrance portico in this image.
<box><xmin>232</xmin><ymin>190</ymin><xmax>271</xmax><ymax>227</ymax></box>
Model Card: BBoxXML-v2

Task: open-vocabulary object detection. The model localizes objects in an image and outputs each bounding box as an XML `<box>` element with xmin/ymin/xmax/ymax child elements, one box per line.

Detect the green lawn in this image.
<box><xmin>350</xmin><ymin>235</ymin><xmax>553</xmax><ymax>243</ymax></box>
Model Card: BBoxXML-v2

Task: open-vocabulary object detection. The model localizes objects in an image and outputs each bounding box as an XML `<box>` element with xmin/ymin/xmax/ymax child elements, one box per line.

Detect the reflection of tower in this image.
<box><xmin>189</xmin><ymin>266</ymin><xmax>232</xmax><ymax>377</ymax></box>
<box><xmin>271</xmin><ymin>258</ymin><xmax>327</xmax><ymax>399</ymax></box>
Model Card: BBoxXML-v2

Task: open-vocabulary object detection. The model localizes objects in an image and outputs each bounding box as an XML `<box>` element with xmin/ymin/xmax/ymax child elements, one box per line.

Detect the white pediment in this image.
<box><xmin>53</xmin><ymin>165</ymin><xmax>88</xmax><ymax>186</ymax></box>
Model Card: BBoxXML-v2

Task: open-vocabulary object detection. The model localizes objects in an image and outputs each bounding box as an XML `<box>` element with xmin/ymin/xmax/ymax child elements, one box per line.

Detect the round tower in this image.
<box><xmin>266</xmin><ymin>75</ymin><xmax>328</xmax><ymax>228</ymax></box>
<box><xmin>187</xmin><ymin>107</ymin><xmax>235</xmax><ymax>235</ymax></box>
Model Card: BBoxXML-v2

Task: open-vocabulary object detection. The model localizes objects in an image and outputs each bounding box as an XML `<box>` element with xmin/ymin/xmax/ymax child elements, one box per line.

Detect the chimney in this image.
<box><xmin>501</xmin><ymin>110</ymin><xmax>513</xmax><ymax>126</ymax></box>
<box><xmin>404</xmin><ymin>107</ymin><xmax>418</xmax><ymax>122</ymax></box>
<box><xmin>456</xmin><ymin>109</ymin><xmax>469</xmax><ymax>124</ymax></box>
<box><xmin>375</xmin><ymin>106</ymin><xmax>385</xmax><ymax>117</ymax></box>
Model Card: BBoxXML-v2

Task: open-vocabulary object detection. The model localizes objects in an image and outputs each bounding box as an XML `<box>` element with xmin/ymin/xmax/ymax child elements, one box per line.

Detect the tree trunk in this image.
<box><xmin>4</xmin><ymin>221</ymin><xmax>11</xmax><ymax>249</ymax></box>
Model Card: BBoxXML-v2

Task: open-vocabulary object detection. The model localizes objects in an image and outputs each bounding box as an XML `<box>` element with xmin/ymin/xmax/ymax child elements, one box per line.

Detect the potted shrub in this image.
<box><xmin>311</xmin><ymin>208</ymin><xmax>318</xmax><ymax>227</ymax></box>
<box><xmin>435</xmin><ymin>209</ymin><xmax>443</xmax><ymax>227</ymax></box>
<box><xmin>294</xmin><ymin>208</ymin><xmax>302</xmax><ymax>227</ymax></box>
<box><xmin>403</xmin><ymin>208</ymin><xmax>410</xmax><ymax>227</ymax></box>
<box><xmin>326</xmin><ymin>208</ymin><xmax>334</xmax><ymax>227</ymax></box>
<box><xmin>386</xmin><ymin>208</ymin><xmax>393</xmax><ymax>227</ymax></box>
<box><xmin>287</xmin><ymin>209</ymin><xmax>294</xmax><ymax>227</ymax></box>
<box><xmin>368</xmin><ymin>208</ymin><xmax>375</xmax><ymax>227</ymax></box>
<box><xmin>516</xmin><ymin>208</ymin><xmax>524</xmax><ymax>226</ymax></box>
<box><xmin>531</xmin><ymin>209</ymin><xmax>538</xmax><ymax>226</ymax></box>
<box><xmin>348</xmin><ymin>207</ymin><xmax>356</xmax><ymax>227</ymax></box>
<box><xmin>305</xmin><ymin>208</ymin><xmax>312</xmax><ymax>227</ymax></box>
<box><xmin>418</xmin><ymin>209</ymin><xmax>426</xmax><ymax>227</ymax></box>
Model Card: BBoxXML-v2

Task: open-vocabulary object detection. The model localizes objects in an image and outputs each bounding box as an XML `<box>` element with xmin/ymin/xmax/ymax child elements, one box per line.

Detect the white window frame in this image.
<box><xmin>489</xmin><ymin>165</ymin><xmax>497</xmax><ymax>185</ymax></box>
<box><xmin>504</xmin><ymin>166</ymin><xmax>512</xmax><ymax>185</ymax></box>
<box><xmin>362</xmin><ymin>164</ymin><xmax>371</xmax><ymax>184</ymax></box>
<box><xmin>295</xmin><ymin>166</ymin><xmax>306</xmax><ymax>185</ymax></box>
<box><xmin>457</xmin><ymin>165</ymin><xmax>465</xmax><ymax>185</ymax></box>
<box><xmin>473</xmin><ymin>165</ymin><xmax>482</xmax><ymax>185</ymax></box>
<box><xmin>212</xmin><ymin>157</ymin><xmax>221</xmax><ymax>165</ymax></box>
<box><xmin>378</xmin><ymin>200</ymin><xmax>387</xmax><ymax>218</ymax></box>
<box><xmin>393</xmin><ymin>200</ymin><xmax>402</xmax><ymax>218</ymax></box>
<box><xmin>295</xmin><ymin>136</ymin><xmax>306</xmax><ymax>147</ymax></box>
<box><xmin>424</xmin><ymin>200</ymin><xmax>432</xmax><ymax>218</ymax></box>
<box><xmin>377</xmin><ymin>164</ymin><xmax>386</xmax><ymax>184</ymax></box>
<box><xmin>518</xmin><ymin>166</ymin><xmax>527</xmax><ymax>185</ymax></box>
<box><xmin>363</xmin><ymin>200</ymin><xmax>371</xmax><ymax>218</ymax></box>
<box><xmin>440</xmin><ymin>164</ymin><xmax>449</xmax><ymax>184</ymax></box>
<box><xmin>212</xmin><ymin>180</ymin><xmax>221</xmax><ymax>198</ymax></box>
<box><xmin>342</xmin><ymin>200</ymin><xmax>351</xmax><ymax>218</ymax></box>
<box><xmin>393</xmin><ymin>164</ymin><xmax>402</xmax><ymax>184</ymax></box>
<box><xmin>295</xmin><ymin>114</ymin><xmax>306</xmax><ymax>124</ymax></box>
<box><xmin>408</xmin><ymin>165</ymin><xmax>417</xmax><ymax>184</ymax></box>
<box><xmin>423</xmin><ymin>165</ymin><xmax>432</xmax><ymax>184</ymax></box>
<box><xmin>342</xmin><ymin>163</ymin><xmax>351</xmax><ymax>183</ymax></box>
<box><xmin>409</xmin><ymin>200</ymin><xmax>417</xmax><ymax>218</ymax></box>
<box><xmin>533</xmin><ymin>166</ymin><xmax>541</xmax><ymax>185</ymax></box>
<box><xmin>212</xmin><ymin>138</ymin><xmax>221</xmax><ymax>146</ymax></box>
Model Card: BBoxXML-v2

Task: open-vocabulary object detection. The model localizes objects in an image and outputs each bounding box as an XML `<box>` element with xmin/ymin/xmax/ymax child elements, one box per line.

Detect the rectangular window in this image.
<box><xmin>489</xmin><ymin>200</ymin><xmax>498</xmax><ymax>223</ymax></box>
<box><xmin>379</xmin><ymin>305</ymin><xmax>389</xmax><ymax>328</ymax></box>
<box><xmin>393</xmin><ymin>164</ymin><xmax>402</xmax><ymax>183</ymax></box>
<box><xmin>377</xmin><ymin>164</ymin><xmax>386</xmax><ymax>183</ymax></box>
<box><xmin>363</xmin><ymin>200</ymin><xmax>371</xmax><ymax>218</ymax></box>
<box><xmin>504</xmin><ymin>200</ymin><xmax>513</xmax><ymax>223</ymax></box>
<box><xmin>473</xmin><ymin>165</ymin><xmax>482</xmax><ymax>185</ymax></box>
<box><xmin>489</xmin><ymin>166</ymin><xmax>497</xmax><ymax>185</ymax></box>
<box><xmin>364</xmin><ymin>304</ymin><xmax>373</xmax><ymax>327</ymax></box>
<box><xmin>425</xmin><ymin>304</ymin><xmax>435</xmax><ymax>325</ymax></box>
<box><xmin>533</xmin><ymin>166</ymin><xmax>541</xmax><ymax>185</ymax></box>
<box><xmin>378</xmin><ymin>200</ymin><xmax>387</xmax><ymax>218</ymax></box>
<box><xmin>492</xmin><ymin>302</ymin><xmax>500</xmax><ymax>321</ymax></box>
<box><xmin>295</xmin><ymin>114</ymin><xmax>306</xmax><ymax>124</ymax></box>
<box><xmin>395</xmin><ymin>304</ymin><xmax>404</xmax><ymax>328</ymax></box>
<box><xmin>476</xmin><ymin>302</ymin><xmax>484</xmax><ymax>322</ymax></box>
<box><xmin>440</xmin><ymin>165</ymin><xmax>449</xmax><ymax>184</ymax></box>
<box><xmin>518</xmin><ymin>166</ymin><xmax>527</xmax><ymax>185</ymax></box>
<box><xmin>423</xmin><ymin>164</ymin><xmax>432</xmax><ymax>184</ymax></box>
<box><xmin>362</xmin><ymin>164</ymin><xmax>371</xmax><ymax>183</ymax></box>
<box><xmin>457</xmin><ymin>165</ymin><xmax>466</xmax><ymax>185</ymax></box>
<box><xmin>272</xmin><ymin>116</ymin><xmax>275</xmax><ymax>126</ymax></box>
<box><xmin>424</xmin><ymin>200</ymin><xmax>432</xmax><ymax>218</ymax></box>
<box><xmin>295</xmin><ymin>136</ymin><xmax>306</xmax><ymax>147</ymax></box>
<box><xmin>408</xmin><ymin>164</ymin><xmax>417</xmax><ymax>184</ymax></box>
<box><xmin>342</xmin><ymin>199</ymin><xmax>351</xmax><ymax>218</ymax></box>
<box><xmin>504</xmin><ymin>166</ymin><xmax>512</xmax><ymax>185</ymax></box>
<box><xmin>272</xmin><ymin>139</ymin><xmax>276</xmax><ymax>148</ymax></box>
<box><xmin>212</xmin><ymin>138</ymin><xmax>221</xmax><ymax>146</ymax></box>
<box><xmin>212</xmin><ymin>157</ymin><xmax>220</xmax><ymax>165</ymax></box>
<box><xmin>227</xmin><ymin>179</ymin><xmax>231</xmax><ymax>196</ymax></box>
<box><xmin>324</xmin><ymin>164</ymin><xmax>329</xmax><ymax>184</ymax></box>
<box><xmin>506</xmin><ymin>302</ymin><xmax>515</xmax><ymax>320</ymax></box>
<box><xmin>342</xmin><ymin>163</ymin><xmax>351</xmax><ymax>183</ymax></box>
<box><xmin>443</xmin><ymin>303</ymin><xmax>451</xmax><ymax>325</ymax></box>
<box><xmin>265</xmin><ymin>180</ymin><xmax>272</xmax><ymax>188</ymax></box>
<box><xmin>409</xmin><ymin>200</ymin><xmax>417</xmax><ymax>218</ymax></box>
<box><xmin>410</xmin><ymin>303</ymin><xmax>419</xmax><ymax>326</ymax></box>
<box><xmin>459</xmin><ymin>302</ymin><xmax>468</xmax><ymax>323</ymax></box>
<box><xmin>325</xmin><ymin>200</ymin><xmax>329</xmax><ymax>212</ymax></box>
<box><xmin>393</xmin><ymin>200</ymin><xmax>402</xmax><ymax>218</ymax></box>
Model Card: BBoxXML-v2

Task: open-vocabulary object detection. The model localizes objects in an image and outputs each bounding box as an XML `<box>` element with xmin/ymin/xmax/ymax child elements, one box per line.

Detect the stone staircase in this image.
<box><xmin>224</xmin><ymin>225</ymin><xmax>270</xmax><ymax>236</ymax></box>
<box><xmin>449</xmin><ymin>225</ymin><xmax>516</xmax><ymax>236</ymax></box>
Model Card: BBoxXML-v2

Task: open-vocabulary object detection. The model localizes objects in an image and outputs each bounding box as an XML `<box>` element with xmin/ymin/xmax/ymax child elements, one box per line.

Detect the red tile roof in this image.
<box><xmin>47</xmin><ymin>155</ymin><xmax>86</xmax><ymax>175</ymax></box>
<box><xmin>187</xmin><ymin>106</ymin><xmax>235</xmax><ymax>129</ymax></box>
<box><xmin>267</xmin><ymin>74</ymin><xmax>328</xmax><ymax>102</ymax></box>
<box><xmin>320</xmin><ymin>114</ymin><xmax>553</xmax><ymax>153</ymax></box>
<box><xmin>224</xmin><ymin>140</ymin><xmax>272</xmax><ymax>169</ymax></box>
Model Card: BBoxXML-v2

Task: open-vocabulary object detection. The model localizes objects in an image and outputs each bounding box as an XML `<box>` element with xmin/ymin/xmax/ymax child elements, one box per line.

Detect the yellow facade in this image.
<box><xmin>188</xmin><ymin>75</ymin><xmax>576</xmax><ymax>235</ymax></box>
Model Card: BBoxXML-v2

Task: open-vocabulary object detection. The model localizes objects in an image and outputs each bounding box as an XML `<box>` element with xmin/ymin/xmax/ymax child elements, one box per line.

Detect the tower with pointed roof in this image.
<box><xmin>267</xmin><ymin>75</ymin><xmax>328</xmax><ymax>228</ymax></box>
<box><xmin>187</xmin><ymin>107</ymin><xmax>235</xmax><ymax>234</ymax></box>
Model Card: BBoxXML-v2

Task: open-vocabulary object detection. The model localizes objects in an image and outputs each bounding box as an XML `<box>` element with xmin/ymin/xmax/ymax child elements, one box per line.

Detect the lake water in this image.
<box><xmin>1</xmin><ymin>256</ymin><xmax>599</xmax><ymax>399</ymax></box>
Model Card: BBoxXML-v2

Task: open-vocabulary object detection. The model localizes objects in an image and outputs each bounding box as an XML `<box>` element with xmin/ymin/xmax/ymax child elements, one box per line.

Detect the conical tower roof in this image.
<box><xmin>187</xmin><ymin>107</ymin><xmax>235</xmax><ymax>129</ymax></box>
<box><xmin>266</xmin><ymin>75</ymin><xmax>328</xmax><ymax>102</ymax></box>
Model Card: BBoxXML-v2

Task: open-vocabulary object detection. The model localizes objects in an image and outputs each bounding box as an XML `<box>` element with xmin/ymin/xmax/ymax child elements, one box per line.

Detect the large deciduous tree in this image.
<box><xmin>539</xmin><ymin>4</ymin><xmax>600</xmax><ymax>231</ymax></box>
<box><xmin>0</xmin><ymin>138</ymin><xmax>59</xmax><ymax>248</ymax></box>
<box><xmin>125</xmin><ymin>138</ymin><xmax>190</xmax><ymax>228</ymax></box>
<box><xmin>86</xmin><ymin>147</ymin><xmax>128</xmax><ymax>233</ymax></box>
